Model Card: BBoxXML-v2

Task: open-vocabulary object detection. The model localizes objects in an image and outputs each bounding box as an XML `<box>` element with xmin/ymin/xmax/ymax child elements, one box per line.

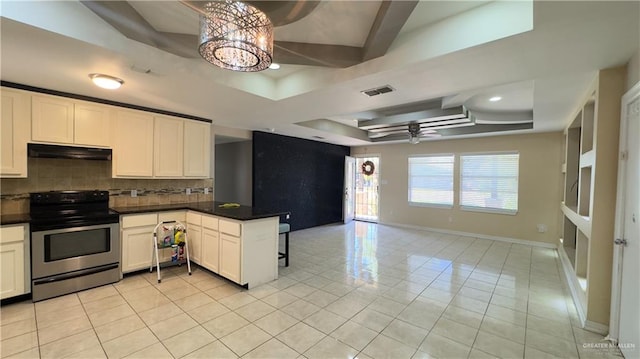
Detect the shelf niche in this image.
<box><xmin>564</xmin><ymin>113</ymin><xmax>581</xmax><ymax>210</ymax></box>
<box><xmin>581</xmin><ymin>99</ymin><xmax>595</xmax><ymax>154</ymax></box>
<box><xmin>563</xmin><ymin>216</ymin><xmax>577</xmax><ymax>268</ymax></box>
<box><xmin>578</xmin><ymin>166</ymin><xmax>592</xmax><ymax>217</ymax></box>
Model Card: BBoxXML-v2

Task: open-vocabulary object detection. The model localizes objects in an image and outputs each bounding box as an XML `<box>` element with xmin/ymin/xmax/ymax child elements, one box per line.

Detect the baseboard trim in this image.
<box><xmin>557</xmin><ymin>245</ymin><xmax>588</xmax><ymax>328</ymax></box>
<box><xmin>585</xmin><ymin>320</ymin><xmax>609</xmax><ymax>335</ymax></box>
<box><xmin>379</xmin><ymin>221</ymin><xmax>556</xmax><ymax>248</ymax></box>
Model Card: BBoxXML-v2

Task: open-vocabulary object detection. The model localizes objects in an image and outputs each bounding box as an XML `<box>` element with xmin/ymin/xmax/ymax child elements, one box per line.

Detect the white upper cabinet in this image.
<box><xmin>4</xmin><ymin>87</ymin><xmax>211</xmax><ymax>179</ymax></box>
<box><xmin>31</xmin><ymin>94</ymin><xmax>111</xmax><ymax>147</ymax></box>
<box><xmin>184</xmin><ymin>121</ymin><xmax>211</xmax><ymax>178</ymax></box>
<box><xmin>112</xmin><ymin>109</ymin><xmax>154</xmax><ymax>177</ymax></box>
<box><xmin>74</xmin><ymin>101</ymin><xmax>111</xmax><ymax>147</ymax></box>
<box><xmin>154</xmin><ymin>116</ymin><xmax>184</xmax><ymax>178</ymax></box>
<box><xmin>31</xmin><ymin>94</ymin><xmax>74</xmax><ymax>144</ymax></box>
<box><xmin>1</xmin><ymin>88</ymin><xmax>30</xmax><ymax>178</ymax></box>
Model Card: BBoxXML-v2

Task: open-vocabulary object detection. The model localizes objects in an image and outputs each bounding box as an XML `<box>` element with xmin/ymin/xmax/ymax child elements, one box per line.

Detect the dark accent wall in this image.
<box><xmin>215</xmin><ymin>140</ymin><xmax>252</xmax><ymax>206</ymax></box>
<box><xmin>252</xmin><ymin>132</ymin><xmax>350</xmax><ymax>231</ymax></box>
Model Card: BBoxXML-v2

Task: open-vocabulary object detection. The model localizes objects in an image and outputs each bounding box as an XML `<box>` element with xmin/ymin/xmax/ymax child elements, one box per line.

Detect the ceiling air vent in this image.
<box><xmin>361</xmin><ymin>85</ymin><xmax>395</xmax><ymax>97</ymax></box>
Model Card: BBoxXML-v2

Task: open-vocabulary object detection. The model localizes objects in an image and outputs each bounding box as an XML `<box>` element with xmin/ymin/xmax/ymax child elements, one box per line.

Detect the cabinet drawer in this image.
<box><xmin>158</xmin><ymin>211</ymin><xmax>186</xmax><ymax>223</ymax></box>
<box><xmin>0</xmin><ymin>225</ymin><xmax>25</xmax><ymax>244</ymax></box>
<box><xmin>186</xmin><ymin>211</ymin><xmax>202</xmax><ymax>226</ymax></box>
<box><xmin>122</xmin><ymin>213</ymin><xmax>158</xmax><ymax>228</ymax></box>
<box><xmin>202</xmin><ymin>216</ymin><xmax>219</xmax><ymax>230</ymax></box>
<box><xmin>219</xmin><ymin>219</ymin><xmax>240</xmax><ymax>236</ymax></box>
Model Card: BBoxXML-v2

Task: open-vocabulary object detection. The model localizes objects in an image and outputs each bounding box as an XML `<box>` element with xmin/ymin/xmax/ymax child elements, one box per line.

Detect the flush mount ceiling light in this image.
<box><xmin>88</xmin><ymin>73</ymin><xmax>124</xmax><ymax>90</ymax></box>
<box><xmin>408</xmin><ymin>123</ymin><xmax>421</xmax><ymax>144</ymax></box>
<box><xmin>489</xmin><ymin>96</ymin><xmax>502</xmax><ymax>102</ymax></box>
<box><xmin>198</xmin><ymin>0</ymin><xmax>273</xmax><ymax>72</ymax></box>
<box><xmin>268</xmin><ymin>63</ymin><xmax>280</xmax><ymax>70</ymax></box>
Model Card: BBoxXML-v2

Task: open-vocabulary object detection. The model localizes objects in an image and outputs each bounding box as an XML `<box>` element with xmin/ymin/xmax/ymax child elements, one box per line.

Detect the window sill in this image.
<box><xmin>460</xmin><ymin>206</ymin><xmax>517</xmax><ymax>215</ymax></box>
<box><xmin>409</xmin><ymin>202</ymin><xmax>453</xmax><ymax>209</ymax></box>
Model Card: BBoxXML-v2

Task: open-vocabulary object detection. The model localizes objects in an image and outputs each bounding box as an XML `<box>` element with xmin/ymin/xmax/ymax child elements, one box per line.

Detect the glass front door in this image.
<box><xmin>355</xmin><ymin>156</ymin><xmax>380</xmax><ymax>222</ymax></box>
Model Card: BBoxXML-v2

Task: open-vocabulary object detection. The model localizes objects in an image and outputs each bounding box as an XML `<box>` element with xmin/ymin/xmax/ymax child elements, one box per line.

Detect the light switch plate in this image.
<box><xmin>131</xmin><ymin>189</ymin><xmax>137</xmax><ymax>197</ymax></box>
<box><xmin>204</xmin><ymin>188</ymin><xmax>209</xmax><ymax>194</ymax></box>
<box><xmin>186</xmin><ymin>188</ymin><xmax>191</xmax><ymax>195</ymax></box>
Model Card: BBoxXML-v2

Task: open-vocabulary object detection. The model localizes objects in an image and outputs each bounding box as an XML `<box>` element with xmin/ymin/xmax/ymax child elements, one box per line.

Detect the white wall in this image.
<box><xmin>351</xmin><ymin>132</ymin><xmax>564</xmax><ymax>244</ymax></box>
<box><xmin>627</xmin><ymin>48</ymin><xmax>640</xmax><ymax>91</ymax></box>
<box><xmin>214</xmin><ymin>140</ymin><xmax>253</xmax><ymax>206</ymax></box>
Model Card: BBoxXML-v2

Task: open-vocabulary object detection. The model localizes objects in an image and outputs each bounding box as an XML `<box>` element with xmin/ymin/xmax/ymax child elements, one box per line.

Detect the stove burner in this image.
<box><xmin>30</xmin><ymin>190</ymin><xmax>119</xmax><ymax>231</ymax></box>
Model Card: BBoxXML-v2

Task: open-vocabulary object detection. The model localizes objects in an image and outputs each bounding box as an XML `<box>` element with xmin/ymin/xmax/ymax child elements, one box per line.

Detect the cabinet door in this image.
<box><xmin>121</xmin><ymin>226</ymin><xmax>154</xmax><ymax>273</ymax></box>
<box><xmin>113</xmin><ymin>110</ymin><xmax>154</xmax><ymax>177</ymax></box>
<box><xmin>1</xmin><ymin>88</ymin><xmax>30</xmax><ymax>178</ymax></box>
<box><xmin>74</xmin><ymin>102</ymin><xmax>111</xmax><ymax>147</ymax></box>
<box><xmin>31</xmin><ymin>95</ymin><xmax>74</xmax><ymax>144</ymax></box>
<box><xmin>184</xmin><ymin>121</ymin><xmax>211</xmax><ymax>177</ymax></box>
<box><xmin>154</xmin><ymin>116</ymin><xmax>184</xmax><ymax>177</ymax></box>
<box><xmin>201</xmin><ymin>229</ymin><xmax>219</xmax><ymax>273</ymax></box>
<box><xmin>188</xmin><ymin>225</ymin><xmax>202</xmax><ymax>264</ymax></box>
<box><xmin>0</xmin><ymin>241</ymin><xmax>25</xmax><ymax>299</ymax></box>
<box><xmin>219</xmin><ymin>233</ymin><xmax>241</xmax><ymax>283</ymax></box>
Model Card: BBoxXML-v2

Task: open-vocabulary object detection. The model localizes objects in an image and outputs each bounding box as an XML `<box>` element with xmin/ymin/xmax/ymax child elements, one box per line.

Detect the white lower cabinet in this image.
<box><xmin>219</xmin><ymin>233</ymin><xmax>241</xmax><ymax>283</ymax></box>
<box><xmin>201</xmin><ymin>228</ymin><xmax>220</xmax><ymax>273</ymax></box>
<box><xmin>0</xmin><ymin>224</ymin><xmax>30</xmax><ymax>299</ymax></box>
<box><xmin>120</xmin><ymin>210</ymin><xmax>278</xmax><ymax>287</ymax></box>
<box><xmin>121</xmin><ymin>211</ymin><xmax>189</xmax><ymax>273</ymax></box>
<box><xmin>121</xmin><ymin>226</ymin><xmax>154</xmax><ymax>273</ymax></box>
<box><xmin>200</xmin><ymin>215</ymin><xmax>219</xmax><ymax>272</ymax></box>
<box><xmin>188</xmin><ymin>223</ymin><xmax>202</xmax><ymax>264</ymax></box>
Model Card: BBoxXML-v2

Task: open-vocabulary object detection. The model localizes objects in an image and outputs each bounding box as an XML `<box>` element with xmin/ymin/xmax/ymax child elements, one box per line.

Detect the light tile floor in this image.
<box><xmin>0</xmin><ymin>222</ymin><xmax>625</xmax><ymax>358</ymax></box>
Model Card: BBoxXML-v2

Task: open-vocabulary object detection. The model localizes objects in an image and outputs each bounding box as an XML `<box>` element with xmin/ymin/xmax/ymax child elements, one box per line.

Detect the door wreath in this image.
<box><xmin>361</xmin><ymin>160</ymin><xmax>375</xmax><ymax>176</ymax></box>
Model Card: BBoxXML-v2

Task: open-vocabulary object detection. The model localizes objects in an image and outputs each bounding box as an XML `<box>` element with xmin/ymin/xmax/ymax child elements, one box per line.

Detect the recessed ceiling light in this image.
<box><xmin>89</xmin><ymin>73</ymin><xmax>124</xmax><ymax>90</ymax></box>
<box><xmin>489</xmin><ymin>96</ymin><xmax>502</xmax><ymax>102</ymax></box>
<box><xmin>268</xmin><ymin>63</ymin><xmax>280</xmax><ymax>70</ymax></box>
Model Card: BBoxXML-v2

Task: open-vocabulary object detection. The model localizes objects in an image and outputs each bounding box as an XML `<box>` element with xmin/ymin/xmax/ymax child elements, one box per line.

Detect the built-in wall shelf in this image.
<box><xmin>558</xmin><ymin>66</ymin><xmax>626</xmax><ymax>331</ymax></box>
<box><xmin>580</xmin><ymin>151</ymin><xmax>595</xmax><ymax>167</ymax></box>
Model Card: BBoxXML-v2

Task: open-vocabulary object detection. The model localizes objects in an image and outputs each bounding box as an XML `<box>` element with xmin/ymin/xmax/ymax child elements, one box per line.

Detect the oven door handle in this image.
<box><xmin>32</xmin><ymin>263</ymin><xmax>119</xmax><ymax>285</ymax></box>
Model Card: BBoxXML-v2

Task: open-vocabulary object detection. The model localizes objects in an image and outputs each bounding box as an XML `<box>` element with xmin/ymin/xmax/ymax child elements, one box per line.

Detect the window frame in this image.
<box><xmin>459</xmin><ymin>151</ymin><xmax>519</xmax><ymax>215</ymax></box>
<box><xmin>407</xmin><ymin>153</ymin><xmax>455</xmax><ymax>209</ymax></box>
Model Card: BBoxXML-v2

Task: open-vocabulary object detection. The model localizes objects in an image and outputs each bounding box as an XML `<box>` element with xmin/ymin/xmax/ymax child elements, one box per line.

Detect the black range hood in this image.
<box><xmin>28</xmin><ymin>143</ymin><xmax>112</xmax><ymax>161</ymax></box>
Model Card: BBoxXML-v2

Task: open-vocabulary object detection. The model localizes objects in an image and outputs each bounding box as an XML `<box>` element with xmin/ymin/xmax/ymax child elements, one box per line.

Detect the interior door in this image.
<box><xmin>615</xmin><ymin>84</ymin><xmax>639</xmax><ymax>357</ymax></box>
<box><xmin>344</xmin><ymin>156</ymin><xmax>356</xmax><ymax>223</ymax></box>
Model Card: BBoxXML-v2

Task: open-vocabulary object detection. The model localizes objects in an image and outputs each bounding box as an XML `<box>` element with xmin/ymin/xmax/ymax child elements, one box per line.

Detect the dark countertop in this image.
<box><xmin>111</xmin><ymin>202</ymin><xmax>288</xmax><ymax>221</ymax></box>
<box><xmin>1</xmin><ymin>202</ymin><xmax>287</xmax><ymax>225</ymax></box>
<box><xmin>0</xmin><ymin>213</ymin><xmax>31</xmax><ymax>226</ymax></box>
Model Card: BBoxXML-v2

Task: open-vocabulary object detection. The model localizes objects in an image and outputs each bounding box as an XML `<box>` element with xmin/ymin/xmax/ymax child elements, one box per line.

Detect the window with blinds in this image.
<box><xmin>460</xmin><ymin>152</ymin><xmax>519</xmax><ymax>213</ymax></box>
<box><xmin>408</xmin><ymin>155</ymin><xmax>454</xmax><ymax>207</ymax></box>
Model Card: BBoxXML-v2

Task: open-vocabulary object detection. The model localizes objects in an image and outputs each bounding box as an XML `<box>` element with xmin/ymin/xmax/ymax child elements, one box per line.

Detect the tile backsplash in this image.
<box><xmin>0</xmin><ymin>158</ymin><xmax>213</xmax><ymax>214</ymax></box>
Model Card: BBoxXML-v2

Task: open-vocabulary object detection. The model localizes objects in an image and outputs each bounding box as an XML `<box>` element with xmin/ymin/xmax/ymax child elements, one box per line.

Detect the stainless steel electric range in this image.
<box><xmin>29</xmin><ymin>190</ymin><xmax>120</xmax><ymax>302</ymax></box>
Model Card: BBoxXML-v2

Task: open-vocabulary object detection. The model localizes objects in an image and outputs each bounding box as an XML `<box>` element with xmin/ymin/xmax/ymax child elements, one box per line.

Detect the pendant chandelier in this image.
<box><xmin>198</xmin><ymin>0</ymin><xmax>274</xmax><ymax>72</ymax></box>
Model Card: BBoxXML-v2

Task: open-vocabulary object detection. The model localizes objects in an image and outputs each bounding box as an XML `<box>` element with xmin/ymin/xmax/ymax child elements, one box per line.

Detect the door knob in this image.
<box><xmin>614</xmin><ymin>238</ymin><xmax>628</xmax><ymax>246</ymax></box>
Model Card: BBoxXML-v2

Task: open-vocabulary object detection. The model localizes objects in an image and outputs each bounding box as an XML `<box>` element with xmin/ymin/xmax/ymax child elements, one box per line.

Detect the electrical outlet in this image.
<box><xmin>186</xmin><ymin>188</ymin><xmax>191</xmax><ymax>195</ymax></box>
<box><xmin>204</xmin><ymin>188</ymin><xmax>209</xmax><ymax>195</ymax></box>
<box><xmin>537</xmin><ymin>224</ymin><xmax>547</xmax><ymax>233</ymax></box>
<box><xmin>131</xmin><ymin>189</ymin><xmax>137</xmax><ymax>198</ymax></box>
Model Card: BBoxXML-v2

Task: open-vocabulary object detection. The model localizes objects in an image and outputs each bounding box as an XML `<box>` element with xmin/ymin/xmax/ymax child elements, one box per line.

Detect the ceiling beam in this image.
<box><xmin>82</xmin><ymin>0</ymin><xmax>417</xmax><ymax>68</ymax></box>
<box><xmin>362</xmin><ymin>0</ymin><xmax>419</xmax><ymax>62</ymax></box>
<box><xmin>274</xmin><ymin>41</ymin><xmax>362</xmax><ymax>68</ymax></box>
<box><xmin>81</xmin><ymin>1</ymin><xmax>199</xmax><ymax>58</ymax></box>
<box><xmin>358</xmin><ymin>106</ymin><xmax>467</xmax><ymax>130</ymax></box>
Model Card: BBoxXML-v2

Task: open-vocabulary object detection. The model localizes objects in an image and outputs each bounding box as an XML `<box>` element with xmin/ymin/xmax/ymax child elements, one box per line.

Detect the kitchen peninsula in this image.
<box><xmin>112</xmin><ymin>202</ymin><xmax>287</xmax><ymax>289</ymax></box>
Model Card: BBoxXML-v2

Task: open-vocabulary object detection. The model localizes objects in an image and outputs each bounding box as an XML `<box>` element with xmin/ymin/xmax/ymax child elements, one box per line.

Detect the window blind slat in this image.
<box><xmin>408</xmin><ymin>155</ymin><xmax>454</xmax><ymax>206</ymax></box>
<box><xmin>460</xmin><ymin>153</ymin><xmax>519</xmax><ymax>212</ymax></box>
